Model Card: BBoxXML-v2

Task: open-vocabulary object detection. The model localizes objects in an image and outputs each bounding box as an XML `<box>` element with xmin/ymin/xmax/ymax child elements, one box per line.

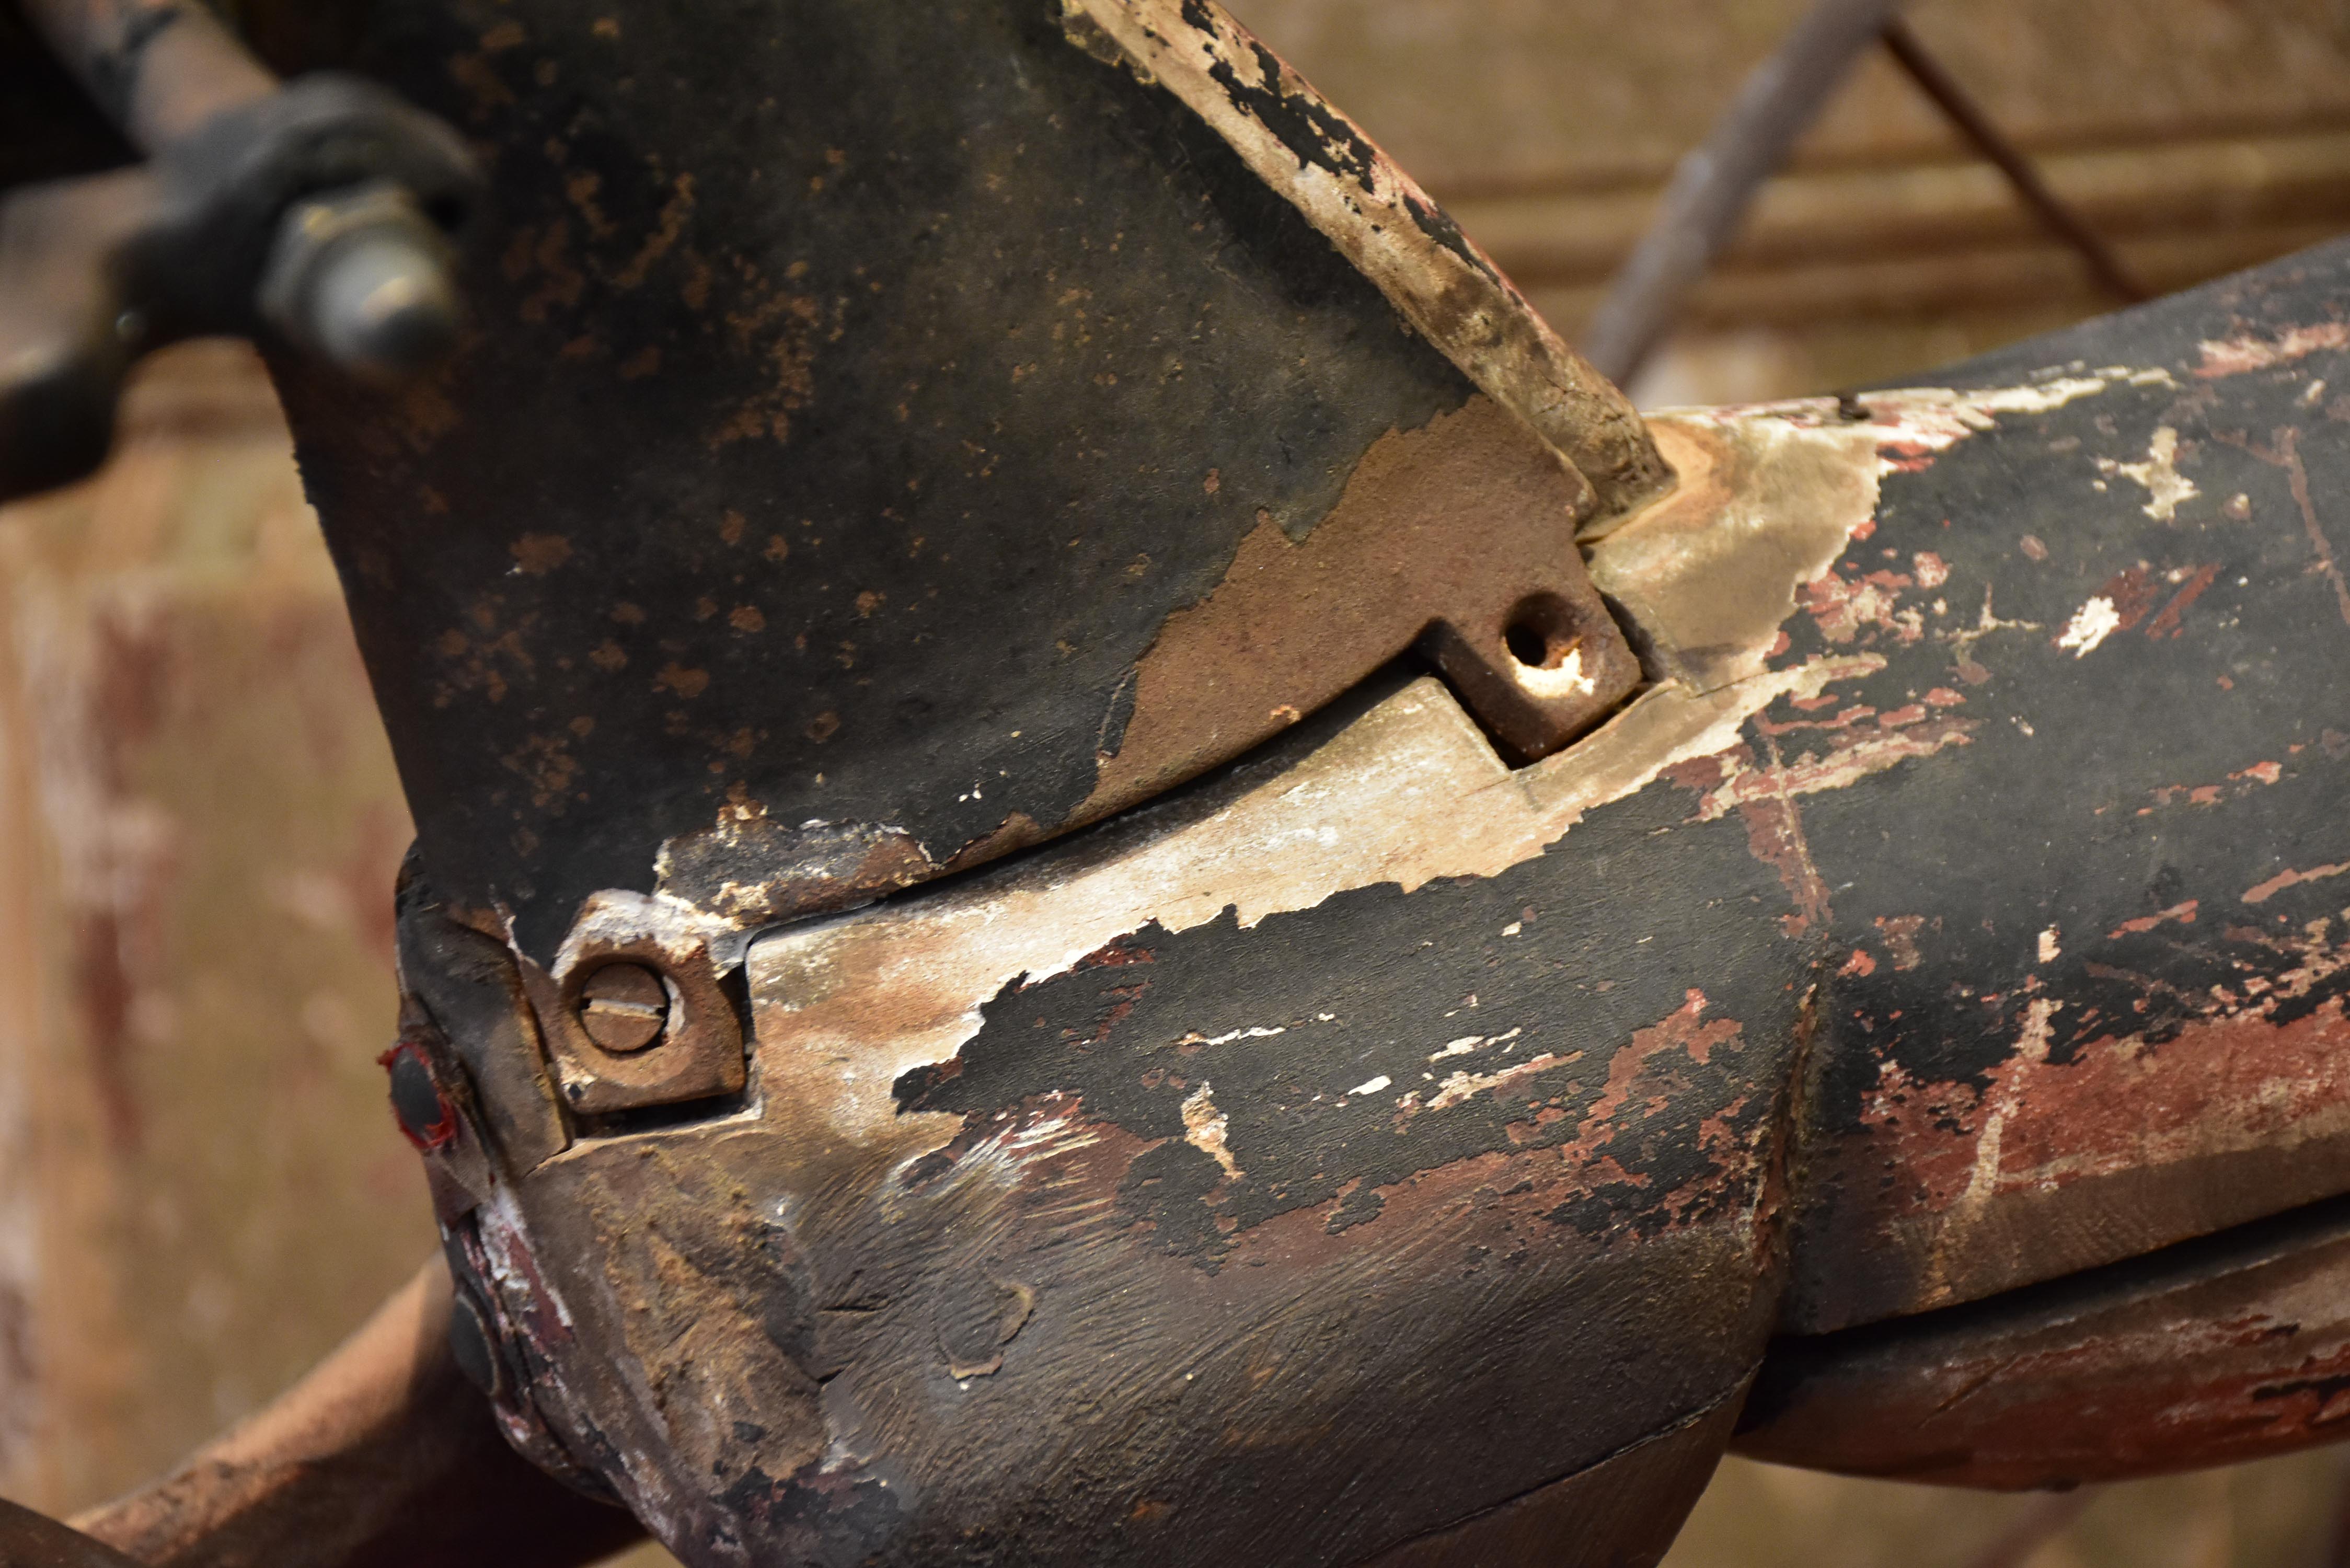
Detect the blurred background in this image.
<box><xmin>2</xmin><ymin>1</ymin><xmax>2348</xmax><ymax>1564</ymax></box>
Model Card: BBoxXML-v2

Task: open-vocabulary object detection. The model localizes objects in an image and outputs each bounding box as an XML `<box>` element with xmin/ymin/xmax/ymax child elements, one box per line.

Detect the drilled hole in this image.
<box><xmin>1503</xmin><ymin>618</ymin><xmax>1551</xmax><ymax>668</ymax></box>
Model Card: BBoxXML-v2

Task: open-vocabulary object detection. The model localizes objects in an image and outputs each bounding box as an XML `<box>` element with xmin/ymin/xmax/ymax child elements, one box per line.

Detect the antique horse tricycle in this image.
<box><xmin>5</xmin><ymin>0</ymin><xmax>2350</xmax><ymax>1562</ymax></box>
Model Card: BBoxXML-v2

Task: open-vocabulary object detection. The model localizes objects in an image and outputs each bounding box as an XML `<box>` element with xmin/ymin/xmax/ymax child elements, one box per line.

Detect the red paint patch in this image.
<box><xmin>1845</xmin><ymin>926</ymin><xmax>2350</xmax><ymax>1237</ymax></box>
<box><xmin>2094</xmin><ymin>566</ymin><xmax>2165</xmax><ymax>631</ymax></box>
<box><xmin>2109</xmin><ymin>899</ymin><xmax>2198</xmax><ymax>938</ymax></box>
<box><xmin>2244</xmin><ymin>861</ymin><xmax>2350</xmax><ymax>905</ymax></box>
<box><xmin>2145</xmin><ymin>563</ymin><xmax>2222</xmax><ymax>638</ymax></box>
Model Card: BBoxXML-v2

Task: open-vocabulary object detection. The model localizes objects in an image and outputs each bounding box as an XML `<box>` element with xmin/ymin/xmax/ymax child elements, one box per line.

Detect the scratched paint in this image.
<box><xmin>1777</xmin><ymin>241</ymin><xmax>2350</xmax><ymax>1333</ymax></box>
<box><xmin>305</xmin><ymin>3</ymin><xmax>2350</xmax><ymax>1548</ymax></box>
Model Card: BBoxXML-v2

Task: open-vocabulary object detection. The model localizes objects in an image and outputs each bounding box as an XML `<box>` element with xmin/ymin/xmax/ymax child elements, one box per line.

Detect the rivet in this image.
<box><xmin>378</xmin><ymin>1040</ymin><xmax>457</xmax><ymax>1150</ymax></box>
<box><xmin>578</xmin><ymin>962</ymin><xmax>671</xmax><ymax>1053</ymax></box>
<box><xmin>448</xmin><ymin>1284</ymin><xmax>506</xmax><ymax>1400</ymax></box>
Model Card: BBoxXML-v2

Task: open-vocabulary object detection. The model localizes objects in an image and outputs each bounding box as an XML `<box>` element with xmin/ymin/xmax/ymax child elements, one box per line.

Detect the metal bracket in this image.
<box><xmin>0</xmin><ymin>0</ymin><xmax>477</xmax><ymax>501</ymax></box>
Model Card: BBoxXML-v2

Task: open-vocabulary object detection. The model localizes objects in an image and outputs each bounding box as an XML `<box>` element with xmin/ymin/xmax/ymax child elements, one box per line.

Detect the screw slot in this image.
<box><xmin>577</xmin><ymin>962</ymin><xmax>671</xmax><ymax>1053</ymax></box>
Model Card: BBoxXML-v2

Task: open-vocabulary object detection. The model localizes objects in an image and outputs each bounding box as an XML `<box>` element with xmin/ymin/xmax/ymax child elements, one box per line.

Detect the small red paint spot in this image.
<box><xmin>1924</xmin><ymin>687</ymin><xmax>1965</xmax><ymax>707</ymax></box>
<box><xmin>2217</xmin><ymin>675</ymin><xmax>2235</xmax><ymax>690</ymax></box>
<box><xmin>2095</xmin><ymin>566</ymin><xmax>2165</xmax><ymax>631</ymax></box>
<box><xmin>2234</xmin><ymin>760</ymin><xmax>2283</xmax><ymax>786</ymax></box>
<box><xmin>1839</xmin><ymin>949</ymin><xmax>1878</xmax><ymax>977</ymax></box>
<box><xmin>2019</xmin><ymin>535</ymin><xmax>2048</xmax><ymax>561</ymax></box>
<box><xmin>1074</xmin><ymin>935</ymin><xmax>1157</xmax><ymax>970</ymax></box>
<box><xmin>2145</xmin><ymin>563</ymin><xmax>2221</xmax><ymax>638</ymax></box>
<box><xmin>1852</xmin><ymin>519</ymin><xmax>1877</xmax><ymax>540</ymax></box>
<box><xmin>1877</xmin><ymin>704</ymin><xmax>1927</xmax><ymax>728</ymax></box>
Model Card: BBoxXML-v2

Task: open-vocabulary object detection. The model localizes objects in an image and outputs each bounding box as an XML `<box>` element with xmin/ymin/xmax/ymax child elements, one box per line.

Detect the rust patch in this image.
<box><xmin>2245</xmin><ymin>860</ymin><xmax>2350</xmax><ymax>904</ymax></box>
<box><xmin>509</xmin><ymin>533</ymin><xmax>573</xmax><ymax>575</ymax></box>
<box><xmin>1082</xmin><ymin>395</ymin><xmax>1633</xmax><ymax>815</ymax></box>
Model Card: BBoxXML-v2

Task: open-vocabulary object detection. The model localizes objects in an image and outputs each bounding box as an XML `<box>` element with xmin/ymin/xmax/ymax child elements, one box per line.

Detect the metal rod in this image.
<box><xmin>1880</xmin><ymin>17</ymin><xmax>2150</xmax><ymax>304</ymax></box>
<box><xmin>18</xmin><ymin>0</ymin><xmax>275</xmax><ymax>152</ymax></box>
<box><xmin>1579</xmin><ymin>0</ymin><xmax>1910</xmax><ymax>386</ymax></box>
<box><xmin>1957</xmin><ymin>1489</ymin><xmax>2102</xmax><ymax>1568</ymax></box>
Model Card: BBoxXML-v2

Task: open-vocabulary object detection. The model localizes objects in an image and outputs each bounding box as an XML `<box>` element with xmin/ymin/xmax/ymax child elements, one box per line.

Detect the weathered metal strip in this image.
<box><xmin>1737</xmin><ymin>1192</ymin><xmax>2350</xmax><ymax>1485</ymax></box>
<box><xmin>274</xmin><ymin>0</ymin><xmax>1644</xmax><ymax>965</ymax></box>
<box><xmin>1062</xmin><ymin>0</ymin><xmax>1669</xmax><ymax>520</ymax></box>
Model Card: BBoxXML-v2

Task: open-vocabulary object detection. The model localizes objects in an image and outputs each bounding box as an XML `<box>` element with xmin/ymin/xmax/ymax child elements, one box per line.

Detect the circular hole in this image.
<box><xmin>1503</xmin><ymin>617</ymin><xmax>1552</xmax><ymax>669</ymax></box>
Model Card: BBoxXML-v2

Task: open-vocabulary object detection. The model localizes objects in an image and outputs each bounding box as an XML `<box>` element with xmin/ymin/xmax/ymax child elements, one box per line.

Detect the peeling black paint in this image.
<box><xmin>896</xmin><ymin>771</ymin><xmax>1804</xmax><ymax>1267</ymax></box>
<box><xmin>283</xmin><ymin>0</ymin><xmax>1477</xmax><ymax>958</ymax></box>
<box><xmin>1773</xmin><ymin>240</ymin><xmax>2350</xmax><ymax>1332</ymax></box>
<box><xmin>1200</xmin><ymin>37</ymin><xmax>1379</xmax><ymax>195</ymax></box>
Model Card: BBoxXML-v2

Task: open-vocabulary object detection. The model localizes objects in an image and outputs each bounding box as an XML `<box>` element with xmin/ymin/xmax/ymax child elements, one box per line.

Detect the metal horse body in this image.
<box><xmin>10</xmin><ymin>1</ymin><xmax>2350</xmax><ymax>1564</ymax></box>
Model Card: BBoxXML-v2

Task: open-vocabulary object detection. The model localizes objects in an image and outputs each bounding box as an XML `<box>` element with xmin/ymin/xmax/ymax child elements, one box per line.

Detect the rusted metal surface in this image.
<box><xmin>0</xmin><ymin>0</ymin><xmax>478</xmax><ymax>500</ymax></box>
<box><xmin>523</xmin><ymin>891</ymin><xmax>744</xmax><ymax>1116</ymax></box>
<box><xmin>28</xmin><ymin>0</ymin><xmax>2350</xmax><ymax>1561</ymax></box>
<box><xmin>268</xmin><ymin>0</ymin><xmax>1653</xmax><ymax>970</ymax></box>
<box><xmin>1061</xmin><ymin>0</ymin><xmax>1667</xmax><ymax>516</ymax></box>
<box><xmin>348</xmin><ymin>238</ymin><xmax>2350</xmax><ymax>1564</ymax></box>
<box><xmin>1085</xmin><ymin>395</ymin><xmax>1639</xmax><ymax>800</ymax></box>
<box><xmin>1768</xmin><ymin>250</ymin><xmax>2350</xmax><ymax>1335</ymax></box>
<box><xmin>1737</xmin><ymin>1192</ymin><xmax>2350</xmax><ymax>1486</ymax></box>
<box><xmin>70</xmin><ymin>1256</ymin><xmax>646</xmax><ymax>1568</ymax></box>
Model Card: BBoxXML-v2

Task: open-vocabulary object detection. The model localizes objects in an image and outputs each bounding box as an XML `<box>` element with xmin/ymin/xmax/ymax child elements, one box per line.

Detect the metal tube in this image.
<box><xmin>1880</xmin><ymin>17</ymin><xmax>2150</xmax><ymax>304</ymax></box>
<box><xmin>1580</xmin><ymin>0</ymin><xmax>1910</xmax><ymax>386</ymax></box>
<box><xmin>17</xmin><ymin>0</ymin><xmax>275</xmax><ymax>152</ymax></box>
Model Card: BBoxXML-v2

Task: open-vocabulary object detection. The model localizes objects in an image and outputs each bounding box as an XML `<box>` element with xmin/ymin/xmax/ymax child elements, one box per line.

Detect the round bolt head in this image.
<box><xmin>578</xmin><ymin>962</ymin><xmax>671</xmax><ymax>1053</ymax></box>
<box><xmin>258</xmin><ymin>182</ymin><xmax>462</xmax><ymax>382</ymax></box>
<box><xmin>380</xmin><ymin>1040</ymin><xmax>456</xmax><ymax>1150</ymax></box>
<box><xmin>308</xmin><ymin>227</ymin><xmax>461</xmax><ymax>379</ymax></box>
<box><xmin>447</xmin><ymin>1284</ymin><xmax>505</xmax><ymax>1400</ymax></box>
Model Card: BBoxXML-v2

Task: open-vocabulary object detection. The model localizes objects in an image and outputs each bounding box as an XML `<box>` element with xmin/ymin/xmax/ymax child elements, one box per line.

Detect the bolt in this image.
<box><xmin>305</xmin><ymin>224</ymin><xmax>460</xmax><ymax>376</ymax></box>
<box><xmin>258</xmin><ymin>181</ymin><xmax>461</xmax><ymax>382</ymax></box>
<box><xmin>578</xmin><ymin>962</ymin><xmax>670</xmax><ymax>1053</ymax></box>
<box><xmin>447</xmin><ymin>1283</ymin><xmax>506</xmax><ymax>1400</ymax></box>
<box><xmin>379</xmin><ymin>1040</ymin><xmax>456</xmax><ymax>1150</ymax></box>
